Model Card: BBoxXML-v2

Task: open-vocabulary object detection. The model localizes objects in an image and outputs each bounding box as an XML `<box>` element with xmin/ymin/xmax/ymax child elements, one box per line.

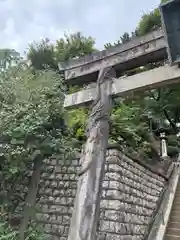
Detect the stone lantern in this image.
<box><xmin>154</xmin><ymin>120</ymin><xmax>171</xmax><ymax>173</ymax></box>
<box><xmin>159</xmin><ymin>131</ymin><xmax>168</xmax><ymax>158</ymax></box>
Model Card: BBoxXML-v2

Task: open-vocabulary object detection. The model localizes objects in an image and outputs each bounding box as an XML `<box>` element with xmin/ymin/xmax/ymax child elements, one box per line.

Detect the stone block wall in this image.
<box><xmin>98</xmin><ymin>148</ymin><xmax>166</xmax><ymax>240</ymax></box>
<box><xmin>36</xmin><ymin>155</ymin><xmax>80</xmax><ymax>239</ymax></box>
<box><xmin>34</xmin><ymin>147</ymin><xmax>167</xmax><ymax>240</ymax></box>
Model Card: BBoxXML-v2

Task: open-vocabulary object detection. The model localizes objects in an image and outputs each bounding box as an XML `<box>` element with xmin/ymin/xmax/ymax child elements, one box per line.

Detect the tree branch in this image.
<box><xmin>163</xmin><ymin>109</ymin><xmax>177</xmax><ymax>132</ymax></box>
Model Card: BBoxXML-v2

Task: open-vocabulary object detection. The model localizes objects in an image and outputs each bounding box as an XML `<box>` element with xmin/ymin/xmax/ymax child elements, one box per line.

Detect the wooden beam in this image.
<box><xmin>64</xmin><ymin>65</ymin><xmax>180</xmax><ymax>109</ymax></box>
<box><xmin>59</xmin><ymin>30</ymin><xmax>167</xmax><ymax>84</ymax></box>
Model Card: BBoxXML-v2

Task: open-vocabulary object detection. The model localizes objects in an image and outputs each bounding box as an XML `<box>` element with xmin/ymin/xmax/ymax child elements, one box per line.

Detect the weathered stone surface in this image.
<box><xmin>105</xmin><ymin>233</ymin><xmax>144</xmax><ymax>240</ymax></box>
<box><xmin>59</xmin><ymin>29</ymin><xmax>165</xmax><ymax>83</ymax></box>
<box><xmin>64</xmin><ymin>65</ymin><xmax>180</xmax><ymax>109</ymax></box>
<box><xmin>100</xmin><ymin>220</ymin><xmax>146</xmax><ymax>235</ymax></box>
<box><xmin>21</xmin><ymin>148</ymin><xmax>166</xmax><ymax>240</ymax></box>
<box><xmin>68</xmin><ymin>67</ymin><xmax>114</xmax><ymax>240</ymax></box>
<box><xmin>106</xmin><ymin>163</ymin><xmax>163</xmax><ymax>191</ymax></box>
<box><xmin>103</xmin><ymin>181</ymin><xmax>159</xmax><ymax>203</ymax></box>
<box><xmin>100</xmin><ymin>200</ymin><xmax>154</xmax><ymax>216</ymax></box>
<box><xmin>37</xmin><ymin>156</ymin><xmax>80</xmax><ymax>239</ymax></box>
<box><xmin>101</xmin><ymin>210</ymin><xmax>151</xmax><ymax>225</ymax></box>
<box><xmin>104</xmin><ymin>172</ymin><xmax>161</xmax><ymax>196</ymax></box>
<box><xmin>98</xmin><ymin>148</ymin><xmax>166</xmax><ymax>240</ymax></box>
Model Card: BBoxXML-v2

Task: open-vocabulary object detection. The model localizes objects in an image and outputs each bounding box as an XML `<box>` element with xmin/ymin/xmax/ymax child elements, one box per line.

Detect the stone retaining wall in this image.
<box><xmin>36</xmin><ymin>155</ymin><xmax>80</xmax><ymax>239</ymax></box>
<box><xmin>98</xmin><ymin>148</ymin><xmax>166</xmax><ymax>240</ymax></box>
<box><xmin>35</xmin><ymin>148</ymin><xmax>166</xmax><ymax>239</ymax></box>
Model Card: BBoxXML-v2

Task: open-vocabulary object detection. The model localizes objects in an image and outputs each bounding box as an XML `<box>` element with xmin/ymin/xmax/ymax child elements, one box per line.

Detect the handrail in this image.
<box><xmin>147</xmin><ymin>163</ymin><xmax>180</xmax><ymax>240</ymax></box>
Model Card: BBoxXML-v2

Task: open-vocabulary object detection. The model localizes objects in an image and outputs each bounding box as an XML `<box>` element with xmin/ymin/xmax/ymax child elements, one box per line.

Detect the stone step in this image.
<box><xmin>170</xmin><ymin>216</ymin><xmax>180</xmax><ymax>222</ymax></box>
<box><xmin>174</xmin><ymin>196</ymin><xmax>180</xmax><ymax>200</ymax></box>
<box><xmin>172</xmin><ymin>204</ymin><xmax>180</xmax><ymax>209</ymax></box>
<box><xmin>174</xmin><ymin>192</ymin><xmax>180</xmax><ymax>195</ymax></box>
<box><xmin>173</xmin><ymin>192</ymin><xmax>180</xmax><ymax>197</ymax></box>
<box><xmin>171</xmin><ymin>200</ymin><xmax>180</xmax><ymax>205</ymax></box>
<box><xmin>173</xmin><ymin>202</ymin><xmax>180</xmax><ymax>206</ymax></box>
<box><xmin>163</xmin><ymin>180</ymin><xmax>180</xmax><ymax>240</ymax></box>
<box><xmin>174</xmin><ymin>194</ymin><xmax>180</xmax><ymax>198</ymax></box>
<box><xmin>168</xmin><ymin>222</ymin><xmax>180</xmax><ymax>229</ymax></box>
<box><xmin>166</xmin><ymin>228</ymin><xmax>180</xmax><ymax>236</ymax></box>
<box><xmin>171</xmin><ymin>206</ymin><xmax>180</xmax><ymax>210</ymax></box>
<box><xmin>171</xmin><ymin>205</ymin><xmax>180</xmax><ymax>212</ymax></box>
<box><xmin>169</xmin><ymin>211</ymin><xmax>180</xmax><ymax>218</ymax></box>
<box><xmin>164</xmin><ymin>234</ymin><xmax>180</xmax><ymax>239</ymax></box>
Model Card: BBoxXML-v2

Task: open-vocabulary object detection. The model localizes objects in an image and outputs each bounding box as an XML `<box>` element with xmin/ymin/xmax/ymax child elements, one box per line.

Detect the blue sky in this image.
<box><xmin>0</xmin><ymin>0</ymin><xmax>160</xmax><ymax>54</ymax></box>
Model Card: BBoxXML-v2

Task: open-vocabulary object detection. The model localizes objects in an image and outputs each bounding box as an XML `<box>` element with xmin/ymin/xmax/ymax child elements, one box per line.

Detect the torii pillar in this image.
<box><xmin>68</xmin><ymin>67</ymin><xmax>115</xmax><ymax>240</ymax></box>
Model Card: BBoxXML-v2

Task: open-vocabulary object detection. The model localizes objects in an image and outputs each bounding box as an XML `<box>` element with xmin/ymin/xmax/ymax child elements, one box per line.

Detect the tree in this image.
<box><xmin>55</xmin><ymin>32</ymin><xmax>96</xmax><ymax>62</ymax></box>
<box><xmin>137</xmin><ymin>8</ymin><xmax>161</xmax><ymax>36</ymax></box>
<box><xmin>104</xmin><ymin>31</ymin><xmax>138</xmax><ymax>49</ymax></box>
<box><xmin>27</xmin><ymin>32</ymin><xmax>96</xmax><ymax>71</ymax></box>
<box><xmin>105</xmin><ymin>0</ymin><xmax>169</xmax><ymax>49</ymax></box>
<box><xmin>27</xmin><ymin>38</ymin><xmax>57</xmax><ymax>70</ymax></box>
<box><xmin>26</xmin><ymin>32</ymin><xmax>97</xmax><ymax>149</ymax></box>
<box><xmin>120</xmin><ymin>32</ymin><xmax>131</xmax><ymax>44</ymax></box>
<box><xmin>103</xmin><ymin>0</ymin><xmax>180</xmax><ymax>160</ymax></box>
<box><xmin>136</xmin><ymin>0</ymin><xmax>169</xmax><ymax>36</ymax></box>
<box><xmin>0</xmin><ymin>64</ymin><xmax>74</xmax><ymax>238</ymax></box>
<box><xmin>1</xmin><ymin>0</ymin><xmax>178</xmax><ymax>238</ymax></box>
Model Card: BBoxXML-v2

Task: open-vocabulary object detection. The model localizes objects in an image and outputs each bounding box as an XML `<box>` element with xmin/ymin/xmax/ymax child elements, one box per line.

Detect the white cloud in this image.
<box><xmin>0</xmin><ymin>0</ymin><xmax>160</xmax><ymax>54</ymax></box>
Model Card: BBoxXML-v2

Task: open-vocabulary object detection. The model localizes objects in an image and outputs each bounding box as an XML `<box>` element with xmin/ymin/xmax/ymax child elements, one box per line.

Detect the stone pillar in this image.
<box><xmin>67</xmin><ymin>67</ymin><xmax>115</xmax><ymax>240</ymax></box>
<box><xmin>160</xmin><ymin>132</ymin><xmax>168</xmax><ymax>158</ymax></box>
<box><xmin>159</xmin><ymin>131</ymin><xmax>172</xmax><ymax>175</ymax></box>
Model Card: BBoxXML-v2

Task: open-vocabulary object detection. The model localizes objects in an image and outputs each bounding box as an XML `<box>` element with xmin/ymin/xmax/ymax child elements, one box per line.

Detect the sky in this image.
<box><xmin>0</xmin><ymin>0</ymin><xmax>161</xmax><ymax>54</ymax></box>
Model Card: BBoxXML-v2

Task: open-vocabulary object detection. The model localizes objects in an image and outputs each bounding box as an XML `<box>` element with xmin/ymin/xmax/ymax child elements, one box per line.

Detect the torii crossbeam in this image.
<box><xmin>64</xmin><ymin>65</ymin><xmax>180</xmax><ymax>109</ymax></box>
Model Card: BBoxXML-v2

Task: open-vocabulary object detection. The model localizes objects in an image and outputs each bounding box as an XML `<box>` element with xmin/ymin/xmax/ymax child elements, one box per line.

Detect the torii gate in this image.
<box><xmin>59</xmin><ymin>1</ymin><xmax>180</xmax><ymax>240</ymax></box>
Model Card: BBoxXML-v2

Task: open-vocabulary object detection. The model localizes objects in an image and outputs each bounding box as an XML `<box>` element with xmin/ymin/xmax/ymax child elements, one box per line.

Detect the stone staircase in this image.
<box><xmin>164</xmin><ymin>178</ymin><xmax>180</xmax><ymax>240</ymax></box>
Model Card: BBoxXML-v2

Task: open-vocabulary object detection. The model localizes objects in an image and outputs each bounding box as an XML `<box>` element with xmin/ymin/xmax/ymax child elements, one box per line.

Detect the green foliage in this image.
<box><xmin>0</xmin><ymin>64</ymin><xmax>73</xmax><ymax>229</ymax></box>
<box><xmin>136</xmin><ymin>0</ymin><xmax>169</xmax><ymax>36</ymax></box>
<box><xmin>27</xmin><ymin>39</ymin><xmax>56</xmax><ymax>70</ymax></box>
<box><xmin>103</xmin><ymin>0</ymin><xmax>180</xmax><ymax>160</ymax></box>
<box><xmin>67</xmin><ymin>108</ymin><xmax>88</xmax><ymax>144</ymax></box>
<box><xmin>161</xmin><ymin>0</ymin><xmax>169</xmax><ymax>4</ymax></box>
<box><xmin>105</xmin><ymin>0</ymin><xmax>169</xmax><ymax>49</ymax></box>
<box><xmin>1</xmin><ymin>1</ymin><xmax>179</xmax><ymax>237</ymax></box>
<box><xmin>111</xmin><ymin>103</ymin><xmax>147</xmax><ymax>147</ymax></box>
<box><xmin>55</xmin><ymin>32</ymin><xmax>96</xmax><ymax>62</ymax></box>
<box><xmin>27</xmin><ymin>32</ymin><xmax>96</xmax><ymax>71</ymax></box>
<box><xmin>24</xmin><ymin>0</ymin><xmax>179</xmax><ymax>161</ymax></box>
<box><xmin>105</xmin><ymin>31</ymin><xmax>138</xmax><ymax>49</ymax></box>
<box><xmin>0</xmin><ymin>223</ymin><xmax>46</xmax><ymax>240</ymax></box>
<box><xmin>137</xmin><ymin>8</ymin><xmax>161</xmax><ymax>36</ymax></box>
<box><xmin>0</xmin><ymin>223</ymin><xmax>17</xmax><ymax>240</ymax></box>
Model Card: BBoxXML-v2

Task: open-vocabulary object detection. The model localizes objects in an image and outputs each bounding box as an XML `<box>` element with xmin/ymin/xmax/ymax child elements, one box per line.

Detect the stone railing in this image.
<box><xmin>147</xmin><ymin>163</ymin><xmax>180</xmax><ymax>240</ymax></box>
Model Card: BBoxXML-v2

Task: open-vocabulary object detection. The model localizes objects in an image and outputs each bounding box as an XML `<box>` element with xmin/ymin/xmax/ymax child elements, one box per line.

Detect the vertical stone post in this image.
<box><xmin>68</xmin><ymin>67</ymin><xmax>115</xmax><ymax>240</ymax></box>
<box><xmin>160</xmin><ymin>132</ymin><xmax>168</xmax><ymax>158</ymax></box>
<box><xmin>159</xmin><ymin>131</ymin><xmax>171</xmax><ymax>174</ymax></box>
<box><xmin>176</xmin><ymin>123</ymin><xmax>180</xmax><ymax>167</ymax></box>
